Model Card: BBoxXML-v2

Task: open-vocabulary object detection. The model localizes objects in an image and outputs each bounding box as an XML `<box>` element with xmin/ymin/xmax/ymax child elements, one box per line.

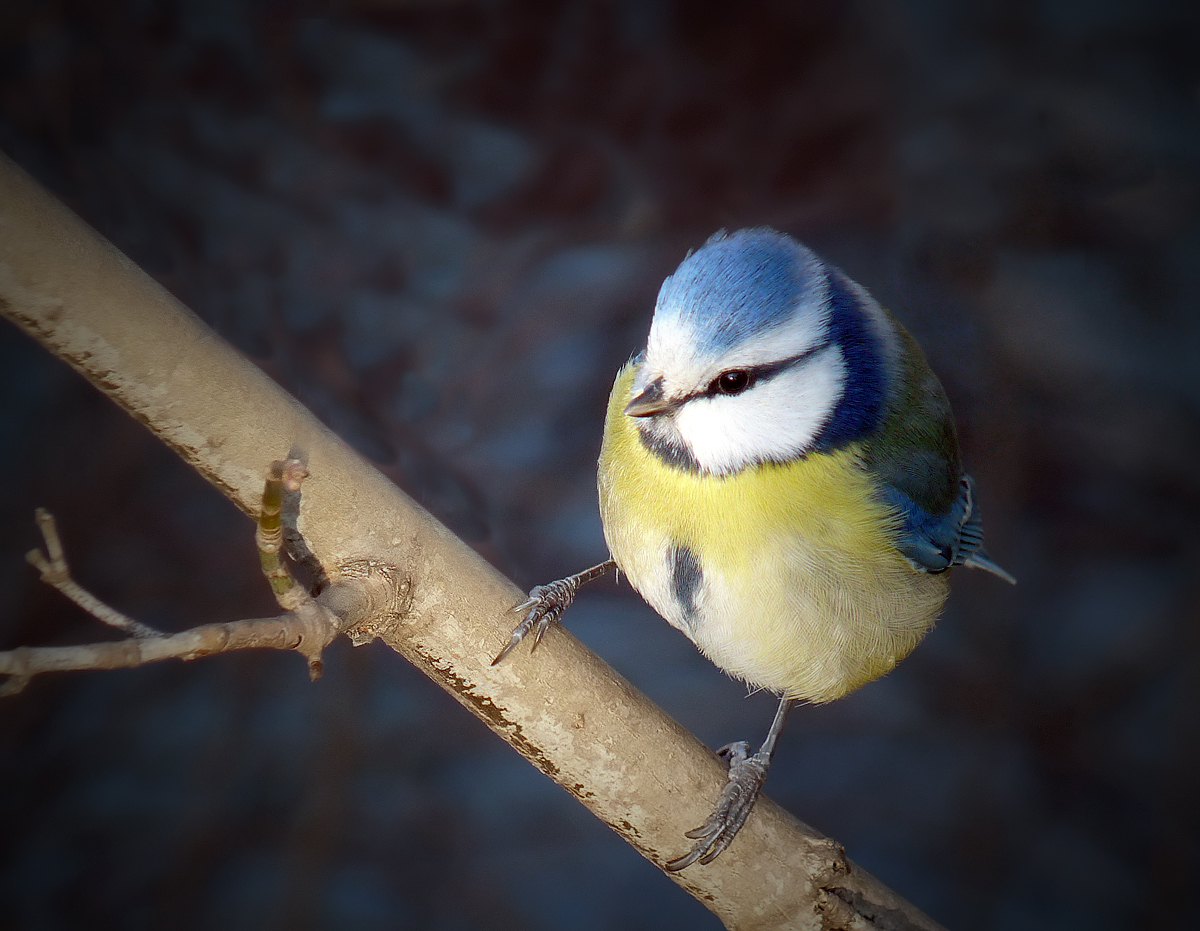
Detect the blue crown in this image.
<box><xmin>654</xmin><ymin>228</ymin><xmax>825</xmax><ymax>355</ymax></box>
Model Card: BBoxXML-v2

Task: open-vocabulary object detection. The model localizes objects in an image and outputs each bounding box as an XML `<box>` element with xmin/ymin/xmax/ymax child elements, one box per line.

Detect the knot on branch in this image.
<box><xmin>322</xmin><ymin>559</ymin><xmax>412</xmax><ymax>646</ymax></box>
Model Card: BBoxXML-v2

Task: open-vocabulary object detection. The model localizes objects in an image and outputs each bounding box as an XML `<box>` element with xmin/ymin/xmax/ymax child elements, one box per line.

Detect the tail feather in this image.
<box><xmin>964</xmin><ymin>549</ymin><xmax>1016</xmax><ymax>585</ymax></box>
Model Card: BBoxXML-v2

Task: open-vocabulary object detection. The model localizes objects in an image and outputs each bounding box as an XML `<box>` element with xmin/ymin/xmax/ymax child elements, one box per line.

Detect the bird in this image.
<box><xmin>493</xmin><ymin>227</ymin><xmax>1015</xmax><ymax>871</ymax></box>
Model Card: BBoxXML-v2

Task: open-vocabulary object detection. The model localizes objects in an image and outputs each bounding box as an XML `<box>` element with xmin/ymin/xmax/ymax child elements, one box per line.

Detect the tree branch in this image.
<box><xmin>2</xmin><ymin>460</ymin><xmax>341</xmax><ymax>695</ymax></box>
<box><xmin>0</xmin><ymin>148</ymin><xmax>947</xmax><ymax>931</ymax></box>
<box><xmin>25</xmin><ymin>507</ymin><xmax>162</xmax><ymax>639</ymax></box>
<box><xmin>0</xmin><ymin>614</ymin><xmax>320</xmax><ymax>696</ymax></box>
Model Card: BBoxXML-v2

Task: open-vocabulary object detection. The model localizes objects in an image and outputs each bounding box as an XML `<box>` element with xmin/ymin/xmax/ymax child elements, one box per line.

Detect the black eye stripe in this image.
<box><xmin>697</xmin><ymin>339</ymin><xmax>831</xmax><ymax>401</ymax></box>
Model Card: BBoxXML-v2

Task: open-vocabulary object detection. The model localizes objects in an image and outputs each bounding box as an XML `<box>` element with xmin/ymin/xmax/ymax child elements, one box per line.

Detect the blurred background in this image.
<box><xmin>2</xmin><ymin>1</ymin><xmax>1198</xmax><ymax>928</ymax></box>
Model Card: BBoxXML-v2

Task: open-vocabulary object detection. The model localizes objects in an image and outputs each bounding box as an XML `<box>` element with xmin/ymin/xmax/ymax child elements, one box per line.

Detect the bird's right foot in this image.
<box><xmin>491</xmin><ymin>559</ymin><xmax>617</xmax><ymax>666</ymax></box>
<box><xmin>491</xmin><ymin>577</ymin><xmax>580</xmax><ymax>665</ymax></box>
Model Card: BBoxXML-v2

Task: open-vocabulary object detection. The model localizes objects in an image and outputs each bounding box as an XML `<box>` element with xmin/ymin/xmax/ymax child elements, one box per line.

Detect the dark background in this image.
<box><xmin>2</xmin><ymin>1</ymin><xmax>1199</xmax><ymax>928</ymax></box>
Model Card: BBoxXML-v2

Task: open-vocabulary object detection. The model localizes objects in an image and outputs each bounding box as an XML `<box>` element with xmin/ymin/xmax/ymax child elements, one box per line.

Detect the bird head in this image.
<box><xmin>627</xmin><ymin>228</ymin><xmax>889</xmax><ymax>476</ymax></box>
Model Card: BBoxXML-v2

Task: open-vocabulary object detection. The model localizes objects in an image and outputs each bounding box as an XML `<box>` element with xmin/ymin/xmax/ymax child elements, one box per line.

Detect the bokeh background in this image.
<box><xmin>2</xmin><ymin>1</ymin><xmax>1199</xmax><ymax>928</ymax></box>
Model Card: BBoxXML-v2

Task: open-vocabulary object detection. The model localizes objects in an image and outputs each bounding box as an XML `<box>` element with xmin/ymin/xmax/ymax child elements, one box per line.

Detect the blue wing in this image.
<box><xmin>879</xmin><ymin>474</ymin><xmax>1016</xmax><ymax>583</ymax></box>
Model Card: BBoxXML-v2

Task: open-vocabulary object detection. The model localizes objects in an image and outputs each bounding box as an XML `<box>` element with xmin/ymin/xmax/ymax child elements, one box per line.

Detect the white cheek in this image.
<box><xmin>674</xmin><ymin>348</ymin><xmax>846</xmax><ymax>474</ymax></box>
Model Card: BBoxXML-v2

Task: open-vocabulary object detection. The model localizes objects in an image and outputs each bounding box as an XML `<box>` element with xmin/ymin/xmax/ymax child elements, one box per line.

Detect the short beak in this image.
<box><xmin>624</xmin><ymin>377</ymin><xmax>674</xmax><ymax>417</ymax></box>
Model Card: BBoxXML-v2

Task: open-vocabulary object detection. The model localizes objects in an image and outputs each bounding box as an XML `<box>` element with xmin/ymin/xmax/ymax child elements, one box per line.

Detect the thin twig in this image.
<box><xmin>2</xmin><ymin>461</ymin><xmax>341</xmax><ymax>695</ymax></box>
<box><xmin>257</xmin><ymin>457</ymin><xmax>315</xmax><ymax>613</ymax></box>
<box><xmin>0</xmin><ymin>614</ymin><xmax>333</xmax><ymax>695</ymax></box>
<box><xmin>25</xmin><ymin>509</ymin><xmax>161</xmax><ymax>638</ymax></box>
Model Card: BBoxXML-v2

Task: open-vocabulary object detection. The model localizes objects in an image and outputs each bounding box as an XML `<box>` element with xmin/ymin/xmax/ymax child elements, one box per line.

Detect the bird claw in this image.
<box><xmin>491</xmin><ymin>577</ymin><xmax>579</xmax><ymax>666</ymax></box>
<box><xmin>665</xmin><ymin>741</ymin><xmax>769</xmax><ymax>872</ymax></box>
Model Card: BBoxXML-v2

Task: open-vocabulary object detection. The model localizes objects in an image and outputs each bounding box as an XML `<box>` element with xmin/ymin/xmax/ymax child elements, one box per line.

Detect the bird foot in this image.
<box><xmin>665</xmin><ymin>740</ymin><xmax>769</xmax><ymax>871</ymax></box>
<box><xmin>491</xmin><ymin>576</ymin><xmax>579</xmax><ymax>665</ymax></box>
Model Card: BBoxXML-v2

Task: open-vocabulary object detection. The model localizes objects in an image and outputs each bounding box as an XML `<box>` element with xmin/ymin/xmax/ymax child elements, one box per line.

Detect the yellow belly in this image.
<box><xmin>598</xmin><ymin>363</ymin><xmax>948</xmax><ymax>703</ymax></box>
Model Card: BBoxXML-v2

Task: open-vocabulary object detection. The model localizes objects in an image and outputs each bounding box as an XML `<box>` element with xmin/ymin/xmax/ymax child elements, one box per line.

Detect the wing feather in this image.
<box><xmin>880</xmin><ymin>474</ymin><xmax>1015</xmax><ymax>583</ymax></box>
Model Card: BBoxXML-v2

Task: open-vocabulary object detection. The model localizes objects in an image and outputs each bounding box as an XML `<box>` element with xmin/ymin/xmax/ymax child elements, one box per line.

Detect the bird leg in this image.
<box><xmin>491</xmin><ymin>559</ymin><xmax>617</xmax><ymax>665</ymax></box>
<box><xmin>666</xmin><ymin>696</ymin><xmax>793</xmax><ymax>871</ymax></box>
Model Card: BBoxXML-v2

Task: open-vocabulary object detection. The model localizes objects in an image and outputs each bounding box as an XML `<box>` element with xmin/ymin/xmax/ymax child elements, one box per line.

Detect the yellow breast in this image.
<box><xmin>598</xmin><ymin>363</ymin><xmax>948</xmax><ymax>703</ymax></box>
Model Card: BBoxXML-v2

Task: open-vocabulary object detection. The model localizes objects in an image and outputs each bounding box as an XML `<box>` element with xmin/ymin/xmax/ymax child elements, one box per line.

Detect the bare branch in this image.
<box><xmin>257</xmin><ymin>457</ymin><xmax>315</xmax><ymax>614</ymax></box>
<box><xmin>0</xmin><ymin>613</ymin><xmax>330</xmax><ymax>696</ymax></box>
<box><xmin>251</xmin><ymin>456</ymin><xmax>341</xmax><ymax>678</ymax></box>
<box><xmin>0</xmin><ymin>149</ymin><xmax>948</xmax><ymax>931</ymax></box>
<box><xmin>25</xmin><ymin>508</ymin><xmax>161</xmax><ymax>638</ymax></box>
<box><xmin>3</xmin><ymin>471</ymin><xmax>342</xmax><ymax>695</ymax></box>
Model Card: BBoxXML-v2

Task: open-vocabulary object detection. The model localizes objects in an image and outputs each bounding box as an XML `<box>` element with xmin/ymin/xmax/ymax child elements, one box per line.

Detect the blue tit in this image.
<box><xmin>494</xmin><ymin>227</ymin><xmax>1014</xmax><ymax>871</ymax></box>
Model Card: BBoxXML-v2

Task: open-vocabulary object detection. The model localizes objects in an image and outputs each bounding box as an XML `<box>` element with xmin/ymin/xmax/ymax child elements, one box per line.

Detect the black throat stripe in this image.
<box><xmin>669</xmin><ymin>544</ymin><xmax>703</xmax><ymax>626</ymax></box>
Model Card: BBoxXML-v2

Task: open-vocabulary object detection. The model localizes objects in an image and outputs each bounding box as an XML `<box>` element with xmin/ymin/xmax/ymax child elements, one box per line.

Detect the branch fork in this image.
<box><xmin>1</xmin><ymin>459</ymin><xmax>344</xmax><ymax>695</ymax></box>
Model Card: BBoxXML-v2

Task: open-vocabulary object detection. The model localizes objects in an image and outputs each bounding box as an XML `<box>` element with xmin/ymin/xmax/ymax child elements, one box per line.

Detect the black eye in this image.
<box><xmin>715</xmin><ymin>369</ymin><xmax>752</xmax><ymax>395</ymax></box>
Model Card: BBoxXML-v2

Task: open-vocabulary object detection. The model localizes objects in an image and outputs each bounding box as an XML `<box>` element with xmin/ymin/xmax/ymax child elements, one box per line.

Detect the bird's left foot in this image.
<box><xmin>665</xmin><ymin>740</ymin><xmax>769</xmax><ymax>871</ymax></box>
